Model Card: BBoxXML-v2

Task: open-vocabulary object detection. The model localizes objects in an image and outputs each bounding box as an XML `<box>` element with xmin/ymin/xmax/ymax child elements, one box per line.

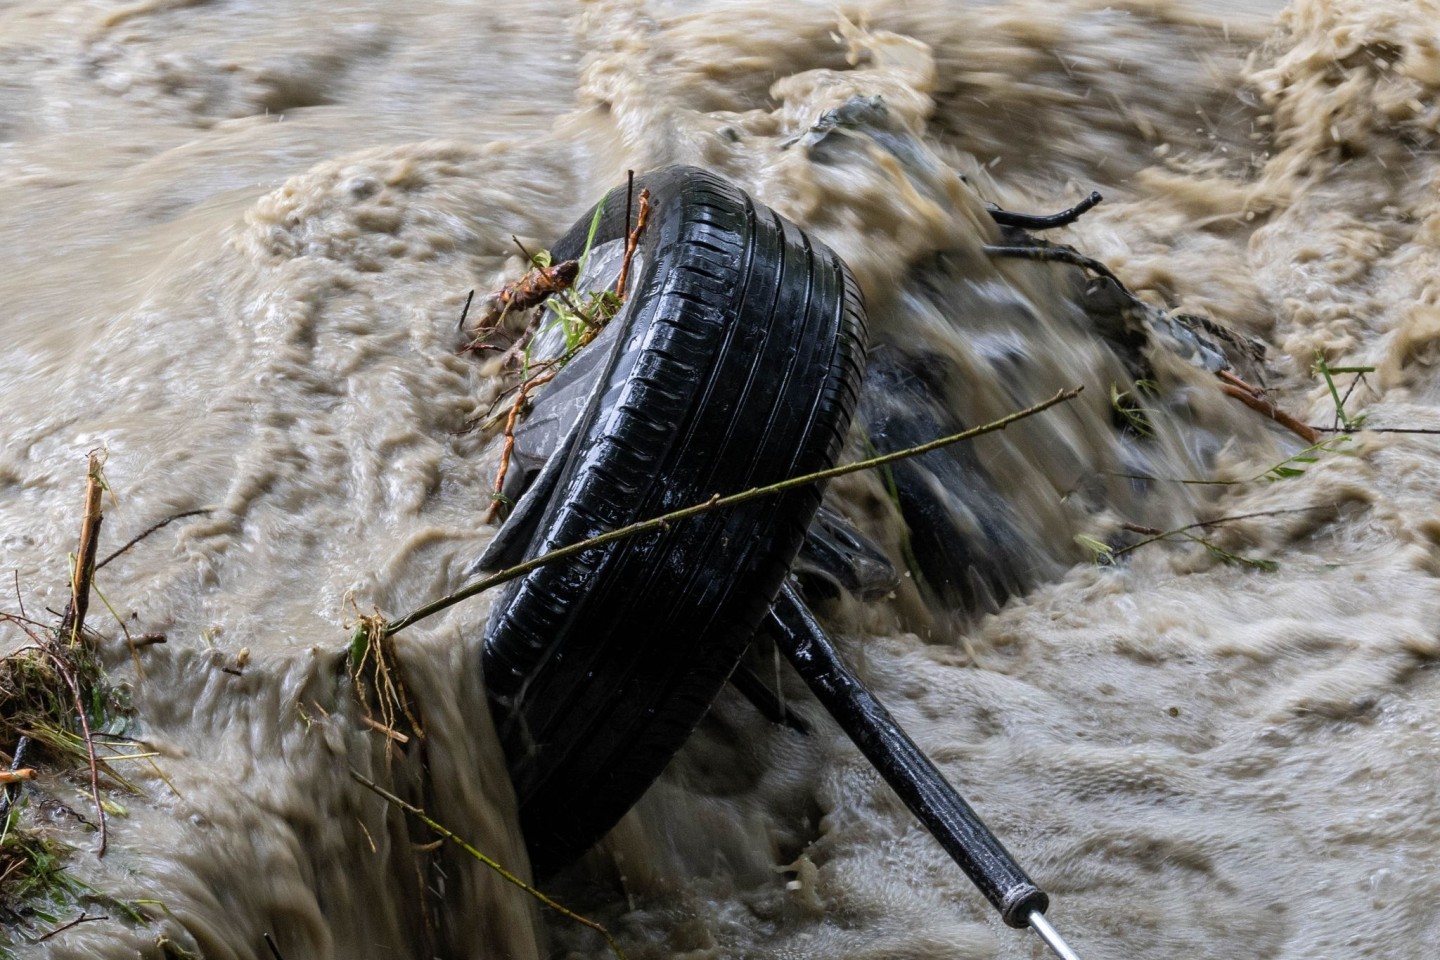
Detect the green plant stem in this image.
<box><xmin>348</xmin><ymin>770</ymin><xmax>627</xmax><ymax>960</ymax></box>
<box><xmin>382</xmin><ymin>386</ymin><xmax>1082</xmax><ymax>637</ymax></box>
<box><xmin>1107</xmin><ymin>436</ymin><xmax>1351</xmax><ymax>486</ymax></box>
<box><xmin>1314</xmin><ymin>353</ymin><xmax>1373</xmax><ymax>432</ymax></box>
<box><xmin>1110</xmin><ymin>506</ymin><xmax>1321</xmax><ymax>560</ymax></box>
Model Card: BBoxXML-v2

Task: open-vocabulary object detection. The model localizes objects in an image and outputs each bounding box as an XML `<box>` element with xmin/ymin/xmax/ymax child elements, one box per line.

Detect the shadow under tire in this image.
<box><xmin>481</xmin><ymin>166</ymin><xmax>867</xmax><ymax>876</ymax></box>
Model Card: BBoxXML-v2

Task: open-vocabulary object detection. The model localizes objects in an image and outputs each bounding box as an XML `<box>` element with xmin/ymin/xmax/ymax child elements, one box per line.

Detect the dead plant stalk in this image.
<box><xmin>59</xmin><ymin>454</ymin><xmax>105</xmax><ymax>648</ymax></box>
<box><xmin>482</xmin><ymin>369</ymin><xmax>558</xmax><ymax>524</ymax></box>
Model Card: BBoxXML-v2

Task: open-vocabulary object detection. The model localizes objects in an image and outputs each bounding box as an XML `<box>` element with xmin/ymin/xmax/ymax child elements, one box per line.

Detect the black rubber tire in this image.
<box><xmin>481</xmin><ymin>166</ymin><xmax>867</xmax><ymax>876</ymax></box>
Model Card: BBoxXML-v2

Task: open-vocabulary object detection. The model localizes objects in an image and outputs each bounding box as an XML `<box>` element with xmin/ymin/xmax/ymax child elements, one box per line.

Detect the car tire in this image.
<box><xmin>481</xmin><ymin>166</ymin><xmax>867</xmax><ymax>876</ymax></box>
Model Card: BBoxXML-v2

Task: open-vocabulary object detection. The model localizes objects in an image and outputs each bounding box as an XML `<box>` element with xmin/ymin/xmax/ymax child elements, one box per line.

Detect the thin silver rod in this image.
<box><xmin>1028</xmin><ymin>910</ymin><xmax>1082</xmax><ymax>960</ymax></box>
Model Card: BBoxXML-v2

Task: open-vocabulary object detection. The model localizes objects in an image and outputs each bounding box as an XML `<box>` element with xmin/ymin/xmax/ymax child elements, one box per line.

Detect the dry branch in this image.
<box><xmin>613</xmin><ymin>186</ymin><xmax>651</xmax><ymax>302</ymax></box>
<box><xmin>483</xmin><ymin>369</ymin><xmax>558</xmax><ymax>524</ymax></box>
<box><xmin>30</xmin><ymin>910</ymin><xmax>108</xmax><ymax>944</ymax></box>
<box><xmin>39</xmin><ymin>646</ymin><xmax>106</xmax><ymax>857</ymax></box>
<box><xmin>1216</xmin><ymin>370</ymin><xmax>1320</xmax><ymax>443</ymax></box>
<box><xmin>96</xmin><ymin>508</ymin><xmax>212</xmax><ymax>571</ymax></box>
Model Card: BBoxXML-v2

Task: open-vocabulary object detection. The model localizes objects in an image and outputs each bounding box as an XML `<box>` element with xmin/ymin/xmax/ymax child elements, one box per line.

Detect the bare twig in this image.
<box><xmin>623</xmin><ymin>170</ymin><xmax>634</xmax><ymax>258</ymax></box>
<box><xmin>0</xmin><ymin>610</ymin><xmax>53</xmax><ymax>633</ymax></box>
<box><xmin>350</xmin><ymin>770</ymin><xmax>628</xmax><ymax>960</ymax></box>
<box><xmin>1310</xmin><ymin>424</ymin><xmax>1440</xmax><ymax>435</ymax></box>
<box><xmin>39</xmin><ymin>647</ymin><xmax>106</xmax><ymax>856</ymax></box>
<box><xmin>29</xmin><ymin>911</ymin><xmax>109</xmax><ymax>944</ymax></box>
<box><xmin>382</xmin><ymin>387</ymin><xmax>1083</xmax><ymax>637</ymax></box>
<box><xmin>482</xmin><ymin>369</ymin><xmax>558</xmax><ymax>524</ymax></box>
<box><xmin>1217</xmin><ymin>370</ymin><xmax>1320</xmax><ymax>443</ymax></box>
<box><xmin>455</xmin><ymin>289</ymin><xmax>475</xmax><ymax>332</ymax></box>
<box><xmin>455</xmin><ymin>357</ymin><xmax>567</xmax><ymax>436</ymax></box>
<box><xmin>19</xmin><ymin>454</ymin><xmax>127</xmax><ymax>856</ymax></box>
<box><xmin>360</xmin><ymin>716</ymin><xmax>411</xmax><ymax>744</ymax></box>
<box><xmin>613</xmin><ymin>187</ymin><xmax>651</xmax><ymax>302</ymax></box>
<box><xmin>96</xmin><ymin>509</ymin><xmax>212</xmax><ymax>571</ymax></box>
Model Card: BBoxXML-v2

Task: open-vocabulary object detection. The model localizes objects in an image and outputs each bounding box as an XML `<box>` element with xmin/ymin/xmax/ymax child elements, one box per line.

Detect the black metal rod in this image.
<box><xmin>768</xmin><ymin>583</ymin><xmax>1048</xmax><ymax>928</ymax></box>
<box><xmin>987</xmin><ymin>191</ymin><xmax>1103</xmax><ymax>230</ymax></box>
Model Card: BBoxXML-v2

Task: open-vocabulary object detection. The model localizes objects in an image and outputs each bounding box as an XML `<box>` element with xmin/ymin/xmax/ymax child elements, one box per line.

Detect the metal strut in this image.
<box><xmin>768</xmin><ymin>582</ymin><xmax>1084</xmax><ymax>960</ymax></box>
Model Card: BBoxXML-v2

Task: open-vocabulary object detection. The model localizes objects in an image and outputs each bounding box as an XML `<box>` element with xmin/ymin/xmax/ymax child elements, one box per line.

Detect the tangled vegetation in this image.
<box><xmin>0</xmin><ymin>454</ymin><xmax>154</xmax><ymax>952</ymax></box>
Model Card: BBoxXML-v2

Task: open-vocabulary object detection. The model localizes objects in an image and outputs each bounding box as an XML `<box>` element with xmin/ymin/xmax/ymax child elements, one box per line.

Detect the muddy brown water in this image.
<box><xmin>4</xmin><ymin>0</ymin><xmax>1439</xmax><ymax>958</ymax></box>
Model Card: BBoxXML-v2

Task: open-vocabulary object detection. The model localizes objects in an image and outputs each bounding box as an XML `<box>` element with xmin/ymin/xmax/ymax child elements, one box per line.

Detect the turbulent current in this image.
<box><xmin>3</xmin><ymin>0</ymin><xmax>1439</xmax><ymax>958</ymax></box>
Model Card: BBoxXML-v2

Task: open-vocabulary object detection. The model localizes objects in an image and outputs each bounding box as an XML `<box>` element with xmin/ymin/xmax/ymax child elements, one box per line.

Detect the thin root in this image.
<box><xmin>349</xmin><ymin>609</ymin><xmax>425</xmax><ymax>748</ymax></box>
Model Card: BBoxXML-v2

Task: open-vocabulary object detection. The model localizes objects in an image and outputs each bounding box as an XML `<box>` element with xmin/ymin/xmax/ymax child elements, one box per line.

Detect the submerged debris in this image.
<box><xmin>461</xmin><ymin>175</ymin><xmax>652</xmax><ymax>523</ymax></box>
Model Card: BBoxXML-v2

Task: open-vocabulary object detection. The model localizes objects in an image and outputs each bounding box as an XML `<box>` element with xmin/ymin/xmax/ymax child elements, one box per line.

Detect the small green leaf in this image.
<box><xmin>1186</xmin><ymin>533</ymin><xmax>1278</xmax><ymax>572</ymax></box>
<box><xmin>576</xmin><ymin>198</ymin><xmax>606</xmax><ymax>280</ymax></box>
<box><xmin>348</xmin><ymin>627</ymin><xmax>369</xmax><ymax>669</ymax></box>
<box><xmin>1109</xmin><ymin>382</ymin><xmax>1154</xmax><ymax>438</ymax></box>
<box><xmin>1074</xmin><ymin>534</ymin><xmax>1115</xmax><ymax>565</ymax></box>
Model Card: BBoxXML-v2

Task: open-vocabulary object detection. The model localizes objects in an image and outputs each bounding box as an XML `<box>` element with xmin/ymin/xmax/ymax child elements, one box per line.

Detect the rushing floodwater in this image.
<box><xmin>4</xmin><ymin>1</ymin><xmax>1440</xmax><ymax>958</ymax></box>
